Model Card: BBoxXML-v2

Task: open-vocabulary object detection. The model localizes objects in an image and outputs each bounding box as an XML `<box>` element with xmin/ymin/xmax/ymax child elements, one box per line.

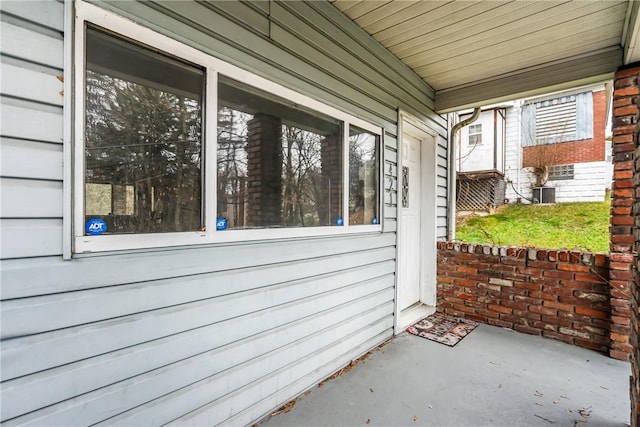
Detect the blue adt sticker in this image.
<box><xmin>216</xmin><ymin>218</ymin><xmax>227</xmax><ymax>231</ymax></box>
<box><xmin>336</xmin><ymin>217</ymin><xmax>344</xmax><ymax>226</ymax></box>
<box><xmin>372</xmin><ymin>217</ymin><xmax>378</xmax><ymax>225</ymax></box>
<box><xmin>86</xmin><ymin>218</ymin><xmax>107</xmax><ymax>235</ymax></box>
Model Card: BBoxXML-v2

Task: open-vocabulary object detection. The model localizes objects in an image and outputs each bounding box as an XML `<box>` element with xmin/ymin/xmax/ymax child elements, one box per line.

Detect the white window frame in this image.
<box><xmin>73</xmin><ymin>1</ymin><xmax>382</xmax><ymax>254</ymax></box>
<box><xmin>468</xmin><ymin>123</ymin><xmax>482</xmax><ymax>145</ymax></box>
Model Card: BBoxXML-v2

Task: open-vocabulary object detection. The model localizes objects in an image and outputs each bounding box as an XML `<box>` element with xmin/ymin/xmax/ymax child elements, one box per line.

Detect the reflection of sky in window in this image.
<box><xmin>217</xmin><ymin>107</ymin><xmax>250</xmax><ymax>177</ymax></box>
<box><xmin>281</xmin><ymin>126</ymin><xmax>323</xmax><ymax>173</ymax></box>
<box><xmin>350</xmin><ymin>131</ymin><xmax>376</xmax><ymax>162</ymax></box>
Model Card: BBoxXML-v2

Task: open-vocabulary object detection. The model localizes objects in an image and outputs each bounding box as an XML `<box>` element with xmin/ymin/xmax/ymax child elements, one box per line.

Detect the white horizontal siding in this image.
<box><xmin>0</xmin><ymin>138</ymin><xmax>63</xmax><ymax>181</ymax></box>
<box><xmin>2</xmin><ymin>276</ymin><xmax>394</xmax><ymax>423</ymax></box>
<box><xmin>172</xmin><ymin>321</ymin><xmax>392</xmax><ymax>427</ymax></box>
<box><xmin>0</xmin><ymin>179</ymin><xmax>62</xmax><ymax>218</ymax></box>
<box><xmin>0</xmin><ymin>0</ymin><xmax>64</xmax><ymax>32</ymax></box>
<box><xmin>503</xmin><ymin>104</ymin><xmax>524</xmax><ymax>202</ymax></box>
<box><xmin>0</xmin><ymin>219</ymin><xmax>62</xmax><ymax>258</ymax></box>
<box><xmin>215</xmin><ymin>330</ymin><xmax>389</xmax><ymax>427</ymax></box>
<box><xmin>458</xmin><ymin>110</ymin><xmax>496</xmax><ymax>172</ymax></box>
<box><xmin>1</xmin><ymin>248</ymin><xmax>395</xmax><ymax>340</ymax></box>
<box><xmin>1</xmin><ymin>61</ymin><xmax>64</xmax><ymax>106</ymax></box>
<box><xmin>0</xmin><ymin>99</ymin><xmax>63</xmax><ymax>144</ymax></box>
<box><xmin>2</xmin><ymin>283</ymin><xmax>392</xmax><ymax>410</ymax></box>
<box><xmin>546</xmin><ymin>161</ymin><xmax>609</xmax><ymax>202</ymax></box>
<box><xmin>0</xmin><ymin>21</ymin><xmax>63</xmax><ymax>69</ymax></box>
<box><xmin>0</xmin><ymin>4</ymin><xmax>66</xmax><ymax>260</ymax></box>
<box><xmin>102</xmin><ymin>307</ymin><xmax>393</xmax><ymax>426</ymax></box>
<box><xmin>1</xmin><ymin>232</ymin><xmax>396</xmax><ymax>299</ymax></box>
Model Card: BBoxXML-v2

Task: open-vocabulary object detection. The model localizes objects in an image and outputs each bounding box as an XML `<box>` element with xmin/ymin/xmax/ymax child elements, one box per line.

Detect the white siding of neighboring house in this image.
<box><xmin>546</xmin><ymin>161</ymin><xmax>609</xmax><ymax>202</ymax></box>
<box><xmin>605</xmin><ymin>140</ymin><xmax>614</xmax><ymax>192</ymax></box>
<box><xmin>504</xmin><ymin>102</ymin><xmax>525</xmax><ymax>202</ymax></box>
<box><xmin>0</xmin><ymin>1</ymin><xmax>448</xmax><ymax>426</ymax></box>
<box><xmin>458</xmin><ymin>110</ymin><xmax>498</xmax><ymax>173</ymax></box>
<box><xmin>503</xmin><ymin>97</ymin><xmax>609</xmax><ymax>204</ymax></box>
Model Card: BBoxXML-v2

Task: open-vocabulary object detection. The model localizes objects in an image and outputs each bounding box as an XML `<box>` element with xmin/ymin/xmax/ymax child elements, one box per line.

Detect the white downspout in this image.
<box><xmin>447</xmin><ymin>107</ymin><xmax>481</xmax><ymax>241</ymax></box>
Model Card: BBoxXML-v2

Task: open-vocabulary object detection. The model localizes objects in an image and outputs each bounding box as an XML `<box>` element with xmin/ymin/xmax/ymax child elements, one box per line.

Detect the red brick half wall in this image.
<box><xmin>436</xmin><ymin>242</ymin><xmax>630</xmax><ymax>359</ymax></box>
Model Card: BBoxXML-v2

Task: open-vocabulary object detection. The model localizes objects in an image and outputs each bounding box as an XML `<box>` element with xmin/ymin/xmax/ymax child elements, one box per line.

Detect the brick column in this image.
<box><xmin>611</xmin><ymin>69</ymin><xmax>636</xmax><ymax>361</ymax></box>
<box><xmin>613</xmin><ymin>65</ymin><xmax>640</xmax><ymax>427</ymax></box>
<box><xmin>246</xmin><ymin>114</ymin><xmax>282</xmax><ymax>227</ymax></box>
<box><xmin>319</xmin><ymin>133</ymin><xmax>342</xmax><ymax>225</ymax></box>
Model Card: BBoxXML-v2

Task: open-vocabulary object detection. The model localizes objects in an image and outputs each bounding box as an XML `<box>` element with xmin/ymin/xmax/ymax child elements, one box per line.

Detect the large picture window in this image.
<box><xmin>84</xmin><ymin>28</ymin><xmax>204</xmax><ymax>235</ymax></box>
<box><xmin>216</xmin><ymin>77</ymin><xmax>343</xmax><ymax>229</ymax></box>
<box><xmin>74</xmin><ymin>2</ymin><xmax>382</xmax><ymax>252</ymax></box>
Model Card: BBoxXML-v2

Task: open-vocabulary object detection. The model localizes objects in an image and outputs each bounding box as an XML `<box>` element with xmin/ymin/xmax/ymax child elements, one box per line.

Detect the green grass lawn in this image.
<box><xmin>455</xmin><ymin>199</ymin><xmax>611</xmax><ymax>253</ymax></box>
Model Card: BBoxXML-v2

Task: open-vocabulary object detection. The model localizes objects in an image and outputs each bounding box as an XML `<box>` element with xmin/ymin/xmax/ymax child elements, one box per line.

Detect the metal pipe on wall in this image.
<box><xmin>447</xmin><ymin>107</ymin><xmax>480</xmax><ymax>241</ymax></box>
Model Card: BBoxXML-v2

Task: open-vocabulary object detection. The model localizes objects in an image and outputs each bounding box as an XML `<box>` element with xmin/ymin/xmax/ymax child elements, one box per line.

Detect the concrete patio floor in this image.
<box><xmin>261</xmin><ymin>324</ymin><xmax>631</xmax><ymax>427</ymax></box>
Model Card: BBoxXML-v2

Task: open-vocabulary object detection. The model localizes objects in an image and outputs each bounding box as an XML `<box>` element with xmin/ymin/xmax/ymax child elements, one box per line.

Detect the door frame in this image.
<box><xmin>394</xmin><ymin>111</ymin><xmax>438</xmax><ymax>334</ymax></box>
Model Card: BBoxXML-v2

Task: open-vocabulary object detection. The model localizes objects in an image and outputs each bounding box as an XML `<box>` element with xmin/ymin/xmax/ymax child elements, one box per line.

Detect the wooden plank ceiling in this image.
<box><xmin>330</xmin><ymin>1</ymin><xmax>634</xmax><ymax>112</ymax></box>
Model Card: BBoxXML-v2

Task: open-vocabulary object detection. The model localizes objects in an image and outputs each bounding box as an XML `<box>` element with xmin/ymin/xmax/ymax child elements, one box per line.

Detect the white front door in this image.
<box><xmin>399</xmin><ymin>133</ymin><xmax>422</xmax><ymax>311</ymax></box>
<box><xmin>396</xmin><ymin>115</ymin><xmax>437</xmax><ymax>332</ymax></box>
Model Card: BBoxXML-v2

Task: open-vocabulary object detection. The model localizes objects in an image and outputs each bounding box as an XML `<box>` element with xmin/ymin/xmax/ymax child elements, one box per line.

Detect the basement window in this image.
<box><xmin>548</xmin><ymin>164</ymin><xmax>574</xmax><ymax>180</ymax></box>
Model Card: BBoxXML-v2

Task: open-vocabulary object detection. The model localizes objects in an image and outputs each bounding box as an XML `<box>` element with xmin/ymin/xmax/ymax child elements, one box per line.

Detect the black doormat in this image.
<box><xmin>407</xmin><ymin>313</ymin><xmax>479</xmax><ymax>347</ymax></box>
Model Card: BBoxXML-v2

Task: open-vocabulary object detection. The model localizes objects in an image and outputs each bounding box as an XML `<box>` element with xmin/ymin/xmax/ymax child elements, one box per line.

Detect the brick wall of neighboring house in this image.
<box><xmin>436</xmin><ymin>242</ymin><xmax>630</xmax><ymax>359</ymax></box>
<box><xmin>522</xmin><ymin>90</ymin><xmax>606</xmax><ymax>167</ymax></box>
<box><xmin>614</xmin><ymin>65</ymin><xmax>640</xmax><ymax>427</ymax></box>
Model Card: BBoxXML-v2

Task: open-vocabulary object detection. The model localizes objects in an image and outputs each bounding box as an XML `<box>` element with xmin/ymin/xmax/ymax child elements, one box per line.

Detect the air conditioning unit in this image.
<box><xmin>532</xmin><ymin>187</ymin><xmax>556</xmax><ymax>204</ymax></box>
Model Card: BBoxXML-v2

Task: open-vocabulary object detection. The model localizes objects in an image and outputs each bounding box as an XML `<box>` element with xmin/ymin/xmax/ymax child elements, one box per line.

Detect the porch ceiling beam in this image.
<box><xmin>434</xmin><ymin>47</ymin><xmax>622</xmax><ymax>114</ymax></box>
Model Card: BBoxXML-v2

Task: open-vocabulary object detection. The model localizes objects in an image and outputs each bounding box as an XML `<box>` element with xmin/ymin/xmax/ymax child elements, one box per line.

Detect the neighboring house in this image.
<box><xmin>456</xmin><ymin>108</ymin><xmax>507</xmax><ymax>211</ymax></box>
<box><xmin>0</xmin><ymin>1</ymin><xmax>445</xmax><ymax>425</ymax></box>
<box><xmin>456</xmin><ymin>85</ymin><xmax>610</xmax><ymax>208</ymax></box>
<box><xmin>505</xmin><ymin>85</ymin><xmax>610</xmax><ymax>203</ymax></box>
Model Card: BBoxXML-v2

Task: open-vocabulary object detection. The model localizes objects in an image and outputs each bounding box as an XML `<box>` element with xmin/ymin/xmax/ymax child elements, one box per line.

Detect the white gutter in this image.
<box><xmin>447</xmin><ymin>107</ymin><xmax>480</xmax><ymax>241</ymax></box>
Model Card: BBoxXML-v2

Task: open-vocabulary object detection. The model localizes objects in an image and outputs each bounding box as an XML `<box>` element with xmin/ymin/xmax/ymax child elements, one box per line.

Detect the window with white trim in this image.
<box><xmin>216</xmin><ymin>76</ymin><xmax>345</xmax><ymax>229</ymax></box>
<box><xmin>84</xmin><ymin>27</ymin><xmax>205</xmax><ymax>235</ymax></box>
<box><xmin>74</xmin><ymin>2</ymin><xmax>381</xmax><ymax>253</ymax></box>
<box><xmin>468</xmin><ymin>124</ymin><xmax>482</xmax><ymax>145</ymax></box>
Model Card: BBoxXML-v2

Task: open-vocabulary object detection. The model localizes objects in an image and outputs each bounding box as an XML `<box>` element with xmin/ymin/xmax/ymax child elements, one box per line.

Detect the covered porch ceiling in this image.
<box><xmin>330</xmin><ymin>0</ymin><xmax>640</xmax><ymax>113</ymax></box>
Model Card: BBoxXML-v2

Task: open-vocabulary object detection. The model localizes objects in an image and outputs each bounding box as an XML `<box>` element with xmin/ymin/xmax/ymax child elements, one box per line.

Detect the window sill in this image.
<box><xmin>74</xmin><ymin>224</ymin><xmax>383</xmax><ymax>254</ymax></box>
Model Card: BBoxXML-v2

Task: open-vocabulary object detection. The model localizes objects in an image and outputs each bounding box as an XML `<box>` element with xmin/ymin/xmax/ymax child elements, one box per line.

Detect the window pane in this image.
<box><xmin>548</xmin><ymin>164</ymin><xmax>574</xmax><ymax>180</ymax></box>
<box><xmin>217</xmin><ymin>76</ymin><xmax>343</xmax><ymax>229</ymax></box>
<box><xmin>84</xmin><ymin>28</ymin><xmax>204</xmax><ymax>235</ymax></box>
<box><xmin>468</xmin><ymin>134</ymin><xmax>482</xmax><ymax>145</ymax></box>
<box><xmin>469</xmin><ymin>124</ymin><xmax>482</xmax><ymax>133</ymax></box>
<box><xmin>468</xmin><ymin>124</ymin><xmax>482</xmax><ymax>145</ymax></box>
<box><xmin>349</xmin><ymin>126</ymin><xmax>379</xmax><ymax>225</ymax></box>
